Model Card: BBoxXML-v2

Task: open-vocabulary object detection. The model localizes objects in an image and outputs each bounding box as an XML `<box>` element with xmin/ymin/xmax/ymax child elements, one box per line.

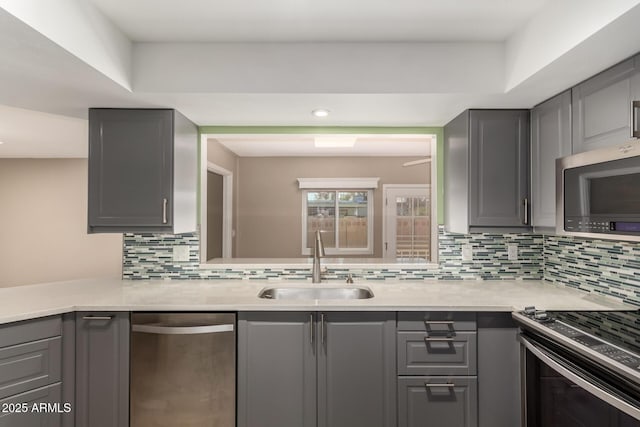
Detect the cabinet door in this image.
<box><xmin>317</xmin><ymin>312</ymin><xmax>396</xmax><ymax>427</ymax></box>
<box><xmin>398</xmin><ymin>376</ymin><xmax>478</xmax><ymax>427</ymax></box>
<box><xmin>469</xmin><ymin>110</ymin><xmax>530</xmax><ymax>228</ymax></box>
<box><xmin>88</xmin><ymin>108</ymin><xmax>174</xmax><ymax>232</ymax></box>
<box><xmin>237</xmin><ymin>312</ymin><xmax>316</xmax><ymax>427</ymax></box>
<box><xmin>75</xmin><ymin>312</ymin><xmax>129</xmax><ymax>427</ymax></box>
<box><xmin>572</xmin><ymin>57</ymin><xmax>640</xmax><ymax>153</ymax></box>
<box><xmin>477</xmin><ymin>313</ymin><xmax>521</xmax><ymax>427</ymax></box>
<box><xmin>531</xmin><ymin>91</ymin><xmax>572</xmax><ymax>228</ymax></box>
<box><xmin>0</xmin><ymin>383</ymin><xmax>62</xmax><ymax>427</ymax></box>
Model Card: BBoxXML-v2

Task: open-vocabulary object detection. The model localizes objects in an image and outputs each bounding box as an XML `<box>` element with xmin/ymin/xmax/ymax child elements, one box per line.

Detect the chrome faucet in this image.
<box><xmin>312</xmin><ymin>230</ymin><xmax>325</xmax><ymax>283</ymax></box>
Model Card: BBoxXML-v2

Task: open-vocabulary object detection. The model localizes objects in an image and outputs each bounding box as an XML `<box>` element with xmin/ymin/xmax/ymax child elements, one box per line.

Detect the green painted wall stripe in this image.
<box><xmin>199</xmin><ymin>126</ymin><xmax>444</xmax><ymax>224</ymax></box>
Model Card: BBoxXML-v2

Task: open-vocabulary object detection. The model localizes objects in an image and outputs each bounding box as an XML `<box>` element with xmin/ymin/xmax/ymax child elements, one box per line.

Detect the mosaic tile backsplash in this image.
<box><xmin>122</xmin><ymin>229</ymin><xmax>640</xmax><ymax>306</ymax></box>
<box><xmin>544</xmin><ymin>235</ymin><xmax>640</xmax><ymax>307</ymax></box>
<box><xmin>123</xmin><ymin>228</ymin><xmax>544</xmax><ymax>281</ymax></box>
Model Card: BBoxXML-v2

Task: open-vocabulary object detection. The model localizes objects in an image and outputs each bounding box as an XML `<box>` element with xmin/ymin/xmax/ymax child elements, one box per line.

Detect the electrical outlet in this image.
<box><xmin>172</xmin><ymin>246</ymin><xmax>190</xmax><ymax>262</ymax></box>
<box><xmin>461</xmin><ymin>244</ymin><xmax>473</xmax><ymax>261</ymax></box>
<box><xmin>507</xmin><ymin>244</ymin><xmax>518</xmax><ymax>261</ymax></box>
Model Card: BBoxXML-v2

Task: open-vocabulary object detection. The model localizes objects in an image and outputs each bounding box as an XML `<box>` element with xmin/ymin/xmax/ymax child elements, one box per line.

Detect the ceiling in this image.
<box><xmin>88</xmin><ymin>0</ymin><xmax>547</xmax><ymax>43</ymax></box>
<box><xmin>211</xmin><ymin>134</ymin><xmax>432</xmax><ymax>157</ymax></box>
<box><xmin>2</xmin><ymin>1</ymin><xmax>640</xmax><ymax>157</ymax></box>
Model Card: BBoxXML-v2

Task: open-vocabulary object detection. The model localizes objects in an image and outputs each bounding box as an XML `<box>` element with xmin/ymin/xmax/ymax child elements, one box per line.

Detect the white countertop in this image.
<box><xmin>0</xmin><ymin>278</ymin><xmax>634</xmax><ymax>325</ymax></box>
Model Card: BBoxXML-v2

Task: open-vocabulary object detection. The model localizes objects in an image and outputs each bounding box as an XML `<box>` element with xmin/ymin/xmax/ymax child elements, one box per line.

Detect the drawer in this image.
<box><xmin>0</xmin><ymin>338</ymin><xmax>62</xmax><ymax>400</ymax></box>
<box><xmin>398</xmin><ymin>331</ymin><xmax>477</xmax><ymax>375</ymax></box>
<box><xmin>0</xmin><ymin>316</ymin><xmax>61</xmax><ymax>349</ymax></box>
<box><xmin>398</xmin><ymin>376</ymin><xmax>478</xmax><ymax>427</ymax></box>
<box><xmin>0</xmin><ymin>383</ymin><xmax>62</xmax><ymax>427</ymax></box>
<box><xmin>397</xmin><ymin>312</ymin><xmax>476</xmax><ymax>332</ymax></box>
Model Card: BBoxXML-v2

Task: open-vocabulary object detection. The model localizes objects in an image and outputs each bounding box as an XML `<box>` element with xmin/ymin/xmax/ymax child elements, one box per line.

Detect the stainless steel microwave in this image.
<box><xmin>556</xmin><ymin>141</ymin><xmax>640</xmax><ymax>241</ymax></box>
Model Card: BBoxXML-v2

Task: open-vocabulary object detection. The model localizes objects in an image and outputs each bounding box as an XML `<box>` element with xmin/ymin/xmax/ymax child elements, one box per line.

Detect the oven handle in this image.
<box><xmin>520</xmin><ymin>335</ymin><xmax>640</xmax><ymax>421</ymax></box>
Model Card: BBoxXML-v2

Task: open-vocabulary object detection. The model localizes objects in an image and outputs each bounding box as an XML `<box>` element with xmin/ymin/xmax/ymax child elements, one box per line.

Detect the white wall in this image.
<box><xmin>0</xmin><ymin>158</ymin><xmax>122</xmax><ymax>287</ymax></box>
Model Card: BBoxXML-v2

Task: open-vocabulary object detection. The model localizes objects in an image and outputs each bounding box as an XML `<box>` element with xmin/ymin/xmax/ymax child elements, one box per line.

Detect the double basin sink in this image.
<box><xmin>258</xmin><ymin>285</ymin><xmax>374</xmax><ymax>300</ymax></box>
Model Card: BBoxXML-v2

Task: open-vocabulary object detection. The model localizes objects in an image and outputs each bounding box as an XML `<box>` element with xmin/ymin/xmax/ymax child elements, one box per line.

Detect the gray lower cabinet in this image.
<box><xmin>397</xmin><ymin>312</ymin><xmax>478</xmax><ymax>427</ymax></box>
<box><xmin>0</xmin><ymin>315</ymin><xmax>65</xmax><ymax>427</ymax></box>
<box><xmin>398</xmin><ymin>376</ymin><xmax>478</xmax><ymax>427</ymax></box>
<box><xmin>238</xmin><ymin>312</ymin><xmax>396</xmax><ymax>427</ymax></box>
<box><xmin>477</xmin><ymin>313</ymin><xmax>521</xmax><ymax>427</ymax></box>
<box><xmin>317</xmin><ymin>312</ymin><xmax>396</xmax><ymax>427</ymax></box>
<box><xmin>75</xmin><ymin>312</ymin><xmax>129</xmax><ymax>427</ymax></box>
<box><xmin>444</xmin><ymin>109</ymin><xmax>531</xmax><ymax>233</ymax></box>
<box><xmin>237</xmin><ymin>312</ymin><xmax>316</xmax><ymax>427</ymax></box>
<box><xmin>572</xmin><ymin>55</ymin><xmax>640</xmax><ymax>153</ymax></box>
<box><xmin>530</xmin><ymin>90</ymin><xmax>572</xmax><ymax>230</ymax></box>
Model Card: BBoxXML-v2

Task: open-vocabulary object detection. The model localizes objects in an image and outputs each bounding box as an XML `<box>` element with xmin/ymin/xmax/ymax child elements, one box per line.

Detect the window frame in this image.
<box><xmin>301</xmin><ymin>188</ymin><xmax>375</xmax><ymax>256</ymax></box>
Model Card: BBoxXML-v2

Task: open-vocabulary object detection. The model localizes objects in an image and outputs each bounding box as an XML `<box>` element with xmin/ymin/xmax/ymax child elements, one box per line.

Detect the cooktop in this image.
<box><xmin>515</xmin><ymin>308</ymin><xmax>640</xmax><ymax>374</ymax></box>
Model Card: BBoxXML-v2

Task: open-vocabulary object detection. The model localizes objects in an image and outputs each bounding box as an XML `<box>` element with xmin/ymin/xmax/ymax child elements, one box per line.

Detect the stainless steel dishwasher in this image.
<box><xmin>130</xmin><ymin>313</ymin><xmax>236</xmax><ymax>427</ymax></box>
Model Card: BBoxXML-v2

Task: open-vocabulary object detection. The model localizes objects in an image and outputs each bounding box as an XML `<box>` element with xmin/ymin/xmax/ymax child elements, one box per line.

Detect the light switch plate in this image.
<box><xmin>172</xmin><ymin>246</ymin><xmax>190</xmax><ymax>262</ymax></box>
<box><xmin>461</xmin><ymin>244</ymin><xmax>473</xmax><ymax>261</ymax></box>
<box><xmin>507</xmin><ymin>244</ymin><xmax>518</xmax><ymax>261</ymax></box>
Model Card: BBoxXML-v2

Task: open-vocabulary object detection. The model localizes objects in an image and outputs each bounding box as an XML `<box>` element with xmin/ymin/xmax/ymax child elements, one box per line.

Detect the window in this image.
<box><xmin>298</xmin><ymin>177</ymin><xmax>379</xmax><ymax>256</ymax></box>
<box><xmin>302</xmin><ymin>189</ymin><xmax>374</xmax><ymax>255</ymax></box>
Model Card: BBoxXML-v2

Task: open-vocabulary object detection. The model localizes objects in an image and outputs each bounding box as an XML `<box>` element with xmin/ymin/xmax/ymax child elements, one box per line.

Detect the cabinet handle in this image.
<box><xmin>162</xmin><ymin>198</ymin><xmax>168</xmax><ymax>224</ymax></box>
<box><xmin>320</xmin><ymin>313</ymin><xmax>325</xmax><ymax>347</ymax></box>
<box><xmin>424</xmin><ymin>383</ymin><xmax>456</xmax><ymax>389</ymax></box>
<box><xmin>423</xmin><ymin>320</ymin><xmax>456</xmax><ymax>336</ymax></box>
<box><xmin>82</xmin><ymin>316</ymin><xmax>113</xmax><ymax>321</ymax></box>
<box><xmin>633</xmin><ymin>101</ymin><xmax>640</xmax><ymax>138</ymax></box>
<box><xmin>523</xmin><ymin>198</ymin><xmax>529</xmax><ymax>225</ymax></box>
<box><xmin>424</xmin><ymin>336</ymin><xmax>456</xmax><ymax>342</ymax></box>
<box><xmin>310</xmin><ymin>313</ymin><xmax>314</xmax><ymax>348</ymax></box>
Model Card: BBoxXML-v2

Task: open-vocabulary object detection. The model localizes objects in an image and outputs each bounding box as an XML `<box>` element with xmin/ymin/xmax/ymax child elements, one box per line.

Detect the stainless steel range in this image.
<box><xmin>513</xmin><ymin>308</ymin><xmax>640</xmax><ymax>426</ymax></box>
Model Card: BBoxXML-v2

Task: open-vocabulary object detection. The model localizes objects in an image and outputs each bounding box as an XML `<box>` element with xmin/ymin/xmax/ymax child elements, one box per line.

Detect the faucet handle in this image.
<box><xmin>346</xmin><ymin>273</ymin><xmax>354</xmax><ymax>284</ymax></box>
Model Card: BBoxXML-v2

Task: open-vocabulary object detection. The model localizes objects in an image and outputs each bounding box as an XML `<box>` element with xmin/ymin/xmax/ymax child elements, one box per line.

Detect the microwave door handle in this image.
<box><xmin>520</xmin><ymin>336</ymin><xmax>640</xmax><ymax>421</ymax></box>
<box><xmin>633</xmin><ymin>101</ymin><xmax>640</xmax><ymax>138</ymax></box>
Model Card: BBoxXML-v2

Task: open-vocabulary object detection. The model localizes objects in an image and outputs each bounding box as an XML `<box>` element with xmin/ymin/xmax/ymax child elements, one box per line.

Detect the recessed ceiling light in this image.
<box><xmin>0</xmin><ymin>141</ymin><xmax>4</xmax><ymax>145</ymax></box>
<box><xmin>312</xmin><ymin>109</ymin><xmax>330</xmax><ymax>118</ymax></box>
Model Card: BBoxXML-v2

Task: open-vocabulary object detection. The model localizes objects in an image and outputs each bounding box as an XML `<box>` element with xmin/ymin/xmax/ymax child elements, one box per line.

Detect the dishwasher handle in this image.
<box><xmin>132</xmin><ymin>323</ymin><xmax>234</xmax><ymax>335</ymax></box>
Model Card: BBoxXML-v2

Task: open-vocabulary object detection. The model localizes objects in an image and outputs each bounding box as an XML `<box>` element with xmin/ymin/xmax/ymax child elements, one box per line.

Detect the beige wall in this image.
<box><xmin>236</xmin><ymin>157</ymin><xmax>429</xmax><ymax>258</ymax></box>
<box><xmin>0</xmin><ymin>159</ymin><xmax>122</xmax><ymax>287</ymax></box>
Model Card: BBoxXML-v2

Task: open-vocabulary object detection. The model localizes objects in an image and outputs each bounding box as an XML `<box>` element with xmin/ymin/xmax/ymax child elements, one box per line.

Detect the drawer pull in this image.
<box><xmin>424</xmin><ymin>320</ymin><xmax>456</xmax><ymax>336</ymax></box>
<box><xmin>425</xmin><ymin>383</ymin><xmax>456</xmax><ymax>388</ymax></box>
<box><xmin>82</xmin><ymin>316</ymin><xmax>114</xmax><ymax>321</ymax></box>
<box><xmin>424</xmin><ymin>336</ymin><xmax>455</xmax><ymax>342</ymax></box>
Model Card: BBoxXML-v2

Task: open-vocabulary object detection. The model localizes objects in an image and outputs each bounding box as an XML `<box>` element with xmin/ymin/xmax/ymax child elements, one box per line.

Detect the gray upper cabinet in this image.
<box><xmin>444</xmin><ymin>109</ymin><xmax>531</xmax><ymax>233</ymax></box>
<box><xmin>317</xmin><ymin>312</ymin><xmax>396</xmax><ymax>427</ymax></box>
<box><xmin>572</xmin><ymin>55</ymin><xmax>640</xmax><ymax>153</ymax></box>
<box><xmin>75</xmin><ymin>312</ymin><xmax>130</xmax><ymax>427</ymax></box>
<box><xmin>530</xmin><ymin>91</ymin><xmax>572</xmax><ymax>229</ymax></box>
<box><xmin>88</xmin><ymin>108</ymin><xmax>198</xmax><ymax>234</ymax></box>
<box><xmin>238</xmin><ymin>312</ymin><xmax>396</xmax><ymax>427</ymax></box>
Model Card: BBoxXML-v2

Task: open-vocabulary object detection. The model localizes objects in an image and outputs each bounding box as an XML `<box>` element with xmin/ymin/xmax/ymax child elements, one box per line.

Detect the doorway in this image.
<box><xmin>207</xmin><ymin>171</ymin><xmax>224</xmax><ymax>259</ymax></box>
<box><xmin>383</xmin><ymin>185</ymin><xmax>431</xmax><ymax>261</ymax></box>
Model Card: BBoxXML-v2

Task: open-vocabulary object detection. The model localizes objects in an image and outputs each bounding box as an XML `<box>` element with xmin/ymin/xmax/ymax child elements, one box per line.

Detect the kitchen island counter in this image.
<box><xmin>0</xmin><ymin>278</ymin><xmax>633</xmax><ymax>325</ymax></box>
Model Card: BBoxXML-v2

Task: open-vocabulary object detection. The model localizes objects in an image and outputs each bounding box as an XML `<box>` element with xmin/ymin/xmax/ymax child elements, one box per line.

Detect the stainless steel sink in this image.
<box><xmin>258</xmin><ymin>286</ymin><xmax>374</xmax><ymax>300</ymax></box>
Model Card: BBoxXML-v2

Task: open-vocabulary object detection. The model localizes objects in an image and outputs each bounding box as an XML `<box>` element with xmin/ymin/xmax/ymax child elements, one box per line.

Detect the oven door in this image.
<box><xmin>520</xmin><ymin>335</ymin><xmax>640</xmax><ymax>427</ymax></box>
